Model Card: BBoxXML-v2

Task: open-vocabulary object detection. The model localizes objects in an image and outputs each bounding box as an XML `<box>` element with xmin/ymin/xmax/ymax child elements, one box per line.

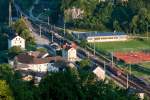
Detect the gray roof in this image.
<box><xmin>72</xmin><ymin>31</ymin><xmax>126</xmax><ymax>39</ymax></box>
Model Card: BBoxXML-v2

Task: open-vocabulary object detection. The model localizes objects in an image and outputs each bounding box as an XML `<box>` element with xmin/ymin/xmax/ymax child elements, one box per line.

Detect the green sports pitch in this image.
<box><xmin>89</xmin><ymin>39</ymin><xmax>150</xmax><ymax>52</ymax></box>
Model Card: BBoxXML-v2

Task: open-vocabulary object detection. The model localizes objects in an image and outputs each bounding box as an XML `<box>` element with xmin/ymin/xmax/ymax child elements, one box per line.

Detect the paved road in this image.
<box><xmin>25</xmin><ymin>20</ymin><xmax>49</xmax><ymax>47</ymax></box>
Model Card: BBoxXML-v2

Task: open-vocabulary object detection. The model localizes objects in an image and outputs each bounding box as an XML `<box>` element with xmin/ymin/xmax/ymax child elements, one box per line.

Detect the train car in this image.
<box><xmin>108</xmin><ymin>66</ymin><xmax>122</xmax><ymax>76</ymax></box>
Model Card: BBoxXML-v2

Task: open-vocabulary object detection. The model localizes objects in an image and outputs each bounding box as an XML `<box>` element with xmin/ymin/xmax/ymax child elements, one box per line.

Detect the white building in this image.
<box><xmin>73</xmin><ymin>32</ymin><xmax>128</xmax><ymax>42</ymax></box>
<box><xmin>8</xmin><ymin>33</ymin><xmax>25</xmax><ymax>49</ymax></box>
<box><xmin>93</xmin><ymin>66</ymin><xmax>105</xmax><ymax>80</ymax></box>
<box><xmin>62</xmin><ymin>42</ymin><xmax>77</xmax><ymax>62</ymax></box>
<box><xmin>65</xmin><ymin>7</ymin><xmax>84</xmax><ymax>20</ymax></box>
<box><xmin>14</xmin><ymin>51</ymin><xmax>64</xmax><ymax>74</ymax></box>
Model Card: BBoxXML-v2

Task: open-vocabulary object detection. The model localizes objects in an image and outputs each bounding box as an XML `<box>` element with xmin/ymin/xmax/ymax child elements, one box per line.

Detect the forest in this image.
<box><xmin>0</xmin><ymin>0</ymin><xmax>150</xmax><ymax>34</ymax></box>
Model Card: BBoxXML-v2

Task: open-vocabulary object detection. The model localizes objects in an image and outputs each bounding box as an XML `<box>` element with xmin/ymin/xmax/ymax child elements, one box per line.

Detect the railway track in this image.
<box><xmin>89</xmin><ymin>54</ymin><xmax>150</xmax><ymax>96</ymax></box>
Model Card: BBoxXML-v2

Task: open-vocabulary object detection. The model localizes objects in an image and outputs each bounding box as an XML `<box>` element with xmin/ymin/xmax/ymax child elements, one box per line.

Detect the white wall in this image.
<box><xmin>93</xmin><ymin>67</ymin><xmax>105</xmax><ymax>80</ymax></box>
<box><xmin>8</xmin><ymin>36</ymin><xmax>25</xmax><ymax>49</ymax></box>
<box><xmin>68</xmin><ymin>48</ymin><xmax>77</xmax><ymax>62</ymax></box>
<box><xmin>63</xmin><ymin>48</ymin><xmax>77</xmax><ymax>62</ymax></box>
<box><xmin>87</xmin><ymin>35</ymin><xmax>128</xmax><ymax>42</ymax></box>
<box><xmin>19</xmin><ymin>63</ymin><xmax>59</xmax><ymax>73</ymax></box>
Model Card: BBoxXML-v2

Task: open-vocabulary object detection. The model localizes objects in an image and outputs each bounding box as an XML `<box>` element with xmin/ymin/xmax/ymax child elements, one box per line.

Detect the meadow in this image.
<box><xmin>89</xmin><ymin>39</ymin><xmax>150</xmax><ymax>52</ymax></box>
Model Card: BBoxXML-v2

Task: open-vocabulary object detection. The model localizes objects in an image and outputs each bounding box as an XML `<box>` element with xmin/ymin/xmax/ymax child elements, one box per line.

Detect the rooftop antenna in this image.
<box><xmin>9</xmin><ymin>0</ymin><xmax>12</xmax><ymax>27</ymax></box>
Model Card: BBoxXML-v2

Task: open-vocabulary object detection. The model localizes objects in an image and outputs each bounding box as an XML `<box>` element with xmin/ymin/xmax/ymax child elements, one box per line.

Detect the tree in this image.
<box><xmin>78</xmin><ymin>58</ymin><xmax>91</xmax><ymax>70</ymax></box>
<box><xmin>80</xmin><ymin>40</ymin><xmax>87</xmax><ymax>48</ymax></box>
<box><xmin>0</xmin><ymin>32</ymin><xmax>8</xmax><ymax>51</ymax></box>
<box><xmin>0</xmin><ymin>64</ymin><xmax>37</xmax><ymax>100</ymax></box>
<box><xmin>0</xmin><ymin>64</ymin><xmax>13</xmax><ymax>80</ymax></box>
<box><xmin>113</xmin><ymin>20</ymin><xmax>122</xmax><ymax>31</ymax></box>
<box><xmin>130</xmin><ymin>8</ymin><xmax>149</xmax><ymax>34</ymax></box>
<box><xmin>130</xmin><ymin>15</ymin><xmax>138</xmax><ymax>34</ymax></box>
<box><xmin>36</xmin><ymin>48</ymin><xmax>47</xmax><ymax>52</ymax></box>
<box><xmin>0</xmin><ymin>0</ymin><xmax>8</xmax><ymax>23</ymax></box>
<box><xmin>0</xmin><ymin>80</ymin><xmax>14</xmax><ymax>100</ymax></box>
<box><xmin>38</xmin><ymin>68</ymin><xmax>138</xmax><ymax>100</ymax></box>
<box><xmin>8</xmin><ymin>46</ymin><xmax>22</xmax><ymax>59</ymax></box>
<box><xmin>12</xmin><ymin>18</ymin><xmax>36</xmax><ymax>51</ymax></box>
<box><xmin>38</xmin><ymin>71</ymin><xmax>83</xmax><ymax>100</ymax></box>
<box><xmin>20</xmin><ymin>29</ymin><xmax>31</xmax><ymax>40</ymax></box>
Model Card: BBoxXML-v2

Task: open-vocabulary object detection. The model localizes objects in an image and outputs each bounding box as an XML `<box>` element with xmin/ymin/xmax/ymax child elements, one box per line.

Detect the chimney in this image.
<box><xmin>28</xmin><ymin>51</ymin><xmax>33</xmax><ymax>56</ymax></box>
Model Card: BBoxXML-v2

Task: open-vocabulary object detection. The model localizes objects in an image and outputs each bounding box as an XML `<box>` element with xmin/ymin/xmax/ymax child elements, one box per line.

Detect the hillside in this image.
<box><xmin>20</xmin><ymin>0</ymin><xmax>150</xmax><ymax>34</ymax></box>
<box><xmin>0</xmin><ymin>0</ymin><xmax>9</xmax><ymax>23</ymax></box>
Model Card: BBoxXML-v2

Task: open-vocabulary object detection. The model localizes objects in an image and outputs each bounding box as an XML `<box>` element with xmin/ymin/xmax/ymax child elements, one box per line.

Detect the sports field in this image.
<box><xmin>89</xmin><ymin>39</ymin><xmax>150</xmax><ymax>84</ymax></box>
<box><xmin>114</xmin><ymin>52</ymin><xmax>150</xmax><ymax>64</ymax></box>
<box><xmin>89</xmin><ymin>39</ymin><xmax>150</xmax><ymax>52</ymax></box>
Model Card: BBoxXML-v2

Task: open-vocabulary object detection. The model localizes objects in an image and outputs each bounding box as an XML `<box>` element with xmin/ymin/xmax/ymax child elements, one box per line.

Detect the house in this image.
<box><xmin>13</xmin><ymin>51</ymin><xmax>65</xmax><ymax>82</ymax></box>
<box><xmin>65</xmin><ymin>7</ymin><xmax>84</xmax><ymax>20</ymax></box>
<box><xmin>8</xmin><ymin>33</ymin><xmax>25</xmax><ymax>49</ymax></box>
<box><xmin>92</xmin><ymin>66</ymin><xmax>105</xmax><ymax>80</ymax></box>
<box><xmin>127</xmin><ymin>88</ymin><xmax>145</xmax><ymax>100</ymax></box>
<box><xmin>72</xmin><ymin>31</ymin><xmax>128</xmax><ymax>42</ymax></box>
<box><xmin>14</xmin><ymin>51</ymin><xmax>63</xmax><ymax>73</ymax></box>
<box><xmin>62</xmin><ymin>42</ymin><xmax>77</xmax><ymax>62</ymax></box>
<box><xmin>12</xmin><ymin>51</ymin><xmax>64</xmax><ymax>82</ymax></box>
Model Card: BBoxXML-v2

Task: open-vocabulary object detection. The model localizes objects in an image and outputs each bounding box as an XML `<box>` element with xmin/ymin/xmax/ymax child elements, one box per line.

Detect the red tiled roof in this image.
<box><xmin>62</xmin><ymin>42</ymin><xmax>77</xmax><ymax>50</ymax></box>
<box><xmin>15</xmin><ymin>51</ymin><xmax>63</xmax><ymax>64</ymax></box>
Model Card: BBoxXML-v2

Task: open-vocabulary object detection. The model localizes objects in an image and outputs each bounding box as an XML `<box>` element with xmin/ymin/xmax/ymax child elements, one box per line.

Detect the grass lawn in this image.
<box><xmin>119</xmin><ymin>64</ymin><xmax>150</xmax><ymax>84</ymax></box>
<box><xmin>131</xmin><ymin>69</ymin><xmax>150</xmax><ymax>84</ymax></box>
<box><xmin>89</xmin><ymin>39</ymin><xmax>150</xmax><ymax>52</ymax></box>
<box><xmin>137</xmin><ymin>62</ymin><xmax>150</xmax><ymax>84</ymax></box>
<box><xmin>140</xmin><ymin>62</ymin><xmax>150</xmax><ymax>68</ymax></box>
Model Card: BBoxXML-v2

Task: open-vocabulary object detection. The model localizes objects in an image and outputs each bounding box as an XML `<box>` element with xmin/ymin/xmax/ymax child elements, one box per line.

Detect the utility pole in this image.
<box><xmin>48</xmin><ymin>16</ymin><xmax>50</xmax><ymax>25</ymax></box>
<box><xmin>94</xmin><ymin>39</ymin><xmax>96</xmax><ymax>56</ymax></box>
<box><xmin>111</xmin><ymin>52</ymin><xmax>114</xmax><ymax>67</ymax></box>
<box><xmin>127</xmin><ymin>73</ymin><xmax>129</xmax><ymax>89</ymax></box>
<box><xmin>9</xmin><ymin>0</ymin><xmax>12</xmax><ymax>27</ymax></box>
<box><xmin>52</xmin><ymin>31</ymin><xmax>54</xmax><ymax>43</ymax></box>
<box><xmin>147</xmin><ymin>23</ymin><xmax>149</xmax><ymax>41</ymax></box>
<box><xmin>64</xmin><ymin>23</ymin><xmax>66</xmax><ymax>37</ymax></box>
<box><xmin>104</xmin><ymin>61</ymin><xmax>106</xmax><ymax>73</ymax></box>
<box><xmin>129</xmin><ymin>64</ymin><xmax>131</xmax><ymax>75</ymax></box>
<box><xmin>40</xmin><ymin>25</ymin><xmax>42</xmax><ymax>37</ymax></box>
